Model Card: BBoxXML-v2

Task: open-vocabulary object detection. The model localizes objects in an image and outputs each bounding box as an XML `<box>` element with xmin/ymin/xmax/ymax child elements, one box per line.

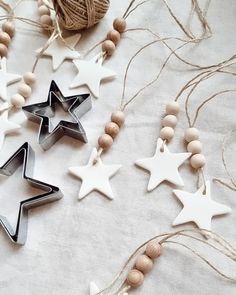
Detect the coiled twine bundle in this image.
<box><xmin>53</xmin><ymin>0</ymin><xmax>110</xmax><ymax>30</ymax></box>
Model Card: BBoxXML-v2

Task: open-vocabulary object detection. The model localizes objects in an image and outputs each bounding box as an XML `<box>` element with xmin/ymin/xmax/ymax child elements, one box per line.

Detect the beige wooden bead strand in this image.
<box><xmin>113</xmin><ymin>17</ymin><xmax>127</xmax><ymax>33</ymax></box>
<box><xmin>38</xmin><ymin>5</ymin><xmax>50</xmax><ymax>16</ymax></box>
<box><xmin>145</xmin><ymin>241</ymin><xmax>162</xmax><ymax>259</ymax></box>
<box><xmin>126</xmin><ymin>269</ymin><xmax>144</xmax><ymax>288</ymax></box>
<box><xmin>111</xmin><ymin>110</ymin><xmax>125</xmax><ymax>127</ymax></box>
<box><xmin>0</xmin><ymin>43</ymin><xmax>8</xmax><ymax>57</ymax></box>
<box><xmin>2</xmin><ymin>21</ymin><xmax>15</xmax><ymax>38</ymax></box>
<box><xmin>23</xmin><ymin>72</ymin><xmax>37</xmax><ymax>86</ymax></box>
<box><xmin>0</xmin><ymin>31</ymin><xmax>11</xmax><ymax>47</ymax></box>
<box><xmin>11</xmin><ymin>93</ymin><xmax>25</xmax><ymax>108</ymax></box>
<box><xmin>105</xmin><ymin>122</ymin><xmax>120</xmax><ymax>138</ymax></box>
<box><xmin>18</xmin><ymin>83</ymin><xmax>32</xmax><ymax>98</ymax></box>
<box><xmin>102</xmin><ymin>40</ymin><xmax>116</xmax><ymax>56</ymax></box>
<box><xmin>160</xmin><ymin>126</ymin><xmax>174</xmax><ymax>141</ymax></box>
<box><xmin>162</xmin><ymin>114</ymin><xmax>178</xmax><ymax>128</ymax></box>
<box><xmin>107</xmin><ymin>30</ymin><xmax>121</xmax><ymax>45</ymax></box>
<box><xmin>187</xmin><ymin>140</ymin><xmax>202</xmax><ymax>154</ymax></box>
<box><xmin>190</xmin><ymin>154</ymin><xmax>206</xmax><ymax>169</ymax></box>
<box><xmin>98</xmin><ymin>134</ymin><xmax>114</xmax><ymax>151</ymax></box>
<box><xmin>40</xmin><ymin>15</ymin><xmax>53</xmax><ymax>27</ymax></box>
<box><xmin>166</xmin><ymin>101</ymin><xmax>180</xmax><ymax>115</ymax></box>
<box><xmin>135</xmin><ymin>254</ymin><xmax>153</xmax><ymax>274</ymax></box>
<box><xmin>185</xmin><ymin>127</ymin><xmax>199</xmax><ymax>142</ymax></box>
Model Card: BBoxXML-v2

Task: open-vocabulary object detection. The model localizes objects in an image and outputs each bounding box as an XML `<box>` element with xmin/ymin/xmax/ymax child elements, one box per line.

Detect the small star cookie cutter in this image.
<box><xmin>23</xmin><ymin>80</ymin><xmax>92</xmax><ymax>150</ymax></box>
<box><xmin>0</xmin><ymin>142</ymin><xmax>63</xmax><ymax>245</ymax></box>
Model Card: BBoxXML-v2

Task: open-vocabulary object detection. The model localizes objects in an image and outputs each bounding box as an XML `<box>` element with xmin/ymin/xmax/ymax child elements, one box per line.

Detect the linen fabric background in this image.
<box><xmin>0</xmin><ymin>0</ymin><xmax>235</xmax><ymax>294</ymax></box>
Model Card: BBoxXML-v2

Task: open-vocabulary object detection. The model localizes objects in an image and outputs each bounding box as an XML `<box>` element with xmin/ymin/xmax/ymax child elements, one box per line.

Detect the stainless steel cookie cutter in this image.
<box><xmin>0</xmin><ymin>142</ymin><xmax>63</xmax><ymax>245</ymax></box>
<box><xmin>23</xmin><ymin>80</ymin><xmax>92</xmax><ymax>150</ymax></box>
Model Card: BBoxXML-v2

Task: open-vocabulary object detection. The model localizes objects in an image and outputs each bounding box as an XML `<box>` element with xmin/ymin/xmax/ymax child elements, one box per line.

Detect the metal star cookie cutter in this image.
<box><xmin>0</xmin><ymin>142</ymin><xmax>63</xmax><ymax>245</ymax></box>
<box><xmin>23</xmin><ymin>80</ymin><xmax>92</xmax><ymax>150</ymax></box>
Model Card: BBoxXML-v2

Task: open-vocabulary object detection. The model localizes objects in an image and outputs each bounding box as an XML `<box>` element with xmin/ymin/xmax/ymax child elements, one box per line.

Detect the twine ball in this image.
<box><xmin>53</xmin><ymin>0</ymin><xmax>110</xmax><ymax>30</ymax></box>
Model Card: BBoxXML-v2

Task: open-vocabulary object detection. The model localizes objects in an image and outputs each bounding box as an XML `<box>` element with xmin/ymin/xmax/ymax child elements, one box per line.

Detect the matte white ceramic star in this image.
<box><xmin>89</xmin><ymin>282</ymin><xmax>128</xmax><ymax>295</ymax></box>
<box><xmin>173</xmin><ymin>181</ymin><xmax>231</xmax><ymax>230</ymax></box>
<box><xmin>135</xmin><ymin>138</ymin><xmax>191</xmax><ymax>191</ymax></box>
<box><xmin>36</xmin><ymin>34</ymin><xmax>81</xmax><ymax>71</ymax></box>
<box><xmin>0</xmin><ymin>57</ymin><xmax>21</xmax><ymax>101</ymax></box>
<box><xmin>70</xmin><ymin>54</ymin><xmax>116</xmax><ymax>98</ymax></box>
<box><xmin>0</xmin><ymin>102</ymin><xmax>21</xmax><ymax>149</ymax></box>
<box><xmin>69</xmin><ymin>148</ymin><xmax>121</xmax><ymax>200</ymax></box>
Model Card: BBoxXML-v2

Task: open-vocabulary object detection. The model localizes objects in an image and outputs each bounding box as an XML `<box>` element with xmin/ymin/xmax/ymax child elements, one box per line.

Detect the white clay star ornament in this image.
<box><xmin>36</xmin><ymin>34</ymin><xmax>81</xmax><ymax>71</ymax></box>
<box><xmin>69</xmin><ymin>148</ymin><xmax>121</xmax><ymax>200</ymax></box>
<box><xmin>70</xmin><ymin>54</ymin><xmax>116</xmax><ymax>98</ymax></box>
<box><xmin>0</xmin><ymin>102</ymin><xmax>21</xmax><ymax>149</ymax></box>
<box><xmin>89</xmin><ymin>282</ymin><xmax>128</xmax><ymax>295</ymax></box>
<box><xmin>0</xmin><ymin>57</ymin><xmax>21</xmax><ymax>101</ymax></box>
<box><xmin>135</xmin><ymin>138</ymin><xmax>191</xmax><ymax>191</ymax></box>
<box><xmin>173</xmin><ymin>180</ymin><xmax>231</xmax><ymax>230</ymax></box>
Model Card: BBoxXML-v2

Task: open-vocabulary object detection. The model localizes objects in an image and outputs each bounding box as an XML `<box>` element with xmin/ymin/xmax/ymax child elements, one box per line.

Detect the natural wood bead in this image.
<box><xmin>98</xmin><ymin>134</ymin><xmax>113</xmax><ymax>151</ymax></box>
<box><xmin>113</xmin><ymin>17</ymin><xmax>127</xmax><ymax>33</ymax></box>
<box><xmin>38</xmin><ymin>5</ymin><xmax>50</xmax><ymax>16</ymax></box>
<box><xmin>2</xmin><ymin>21</ymin><xmax>15</xmax><ymax>38</ymax></box>
<box><xmin>160</xmin><ymin>126</ymin><xmax>174</xmax><ymax>141</ymax></box>
<box><xmin>145</xmin><ymin>241</ymin><xmax>162</xmax><ymax>259</ymax></box>
<box><xmin>135</xmin><ymin>255</ymin><xmax>153</xmax><ymax>274</ymax></box>
<box><xmin>190</xmin><ymin>154</ymin><xmax>206</xmax><ymax>169</ymax></box>
<box><xmin>102</xmin><ymin>40</ymin><xmax>116</xmax><ymax>56</ymax></box>
<box><xmin>18</xmin><ymin>83</ymin><xmax>32</xmax><ymax>98</ymax></box>
<box><xmin>126</xmin><ymin>269</ymin><xmax>144</xmax><ymax>288</ymax></box>
<box><xmin>0</xmin><ymin>43</ymin><xmax>8</xmax><ymax>57</ymax></box>
<box><xmin>107</xmin><ymin>30</ymin><xmax>121</xmax><ymax>45</ymax></box>
<box><xmin>11</xmin><ymin>94</ymin><xmax>25</xmax><ymax>108</ymax></box>
<box><xmin>38</xmin><ymin>0</ymin><xmax>44</xmax><ymax>6</ymax></box>
<box><xmin>105</xmin><ymin>122</ymin><xmax>120</xmax><ymax>138</ymax></box>
<box><xmin>0</xmin><ymin>31</ymin><xmax>11</xmax><ymax>47</ymax></box>
<box><xmin>111</xmin><ymin>111</ymin><xmax>125</xmax><ymax>127</ymax></box>
<box><xmin>187</xmin><ymin>140</ymin><xmax>202</xmax><ymax>154</ymax></box>
<box><xmin>23</xmin><ymin>72</ymin><xmax>37</xmax><ymax>85</ymax></box>
<box><xmin>162</xmin><ymin>114</ymin><xmax>177</xmax><ymax>128</ymax></box>
<box><xmin>166</xmin><ymin>101</ymin><xmax>180</xmax><ymax>115</ymax></box>
<box><xmin>184</xmin><ymin>127</ymin><xmax>199</xmax><ymax>142</ymax></box>
<box><xmin>40</xmin><ymin>15</ymin><xmax>52</xmax><ymax>27</ymax></box>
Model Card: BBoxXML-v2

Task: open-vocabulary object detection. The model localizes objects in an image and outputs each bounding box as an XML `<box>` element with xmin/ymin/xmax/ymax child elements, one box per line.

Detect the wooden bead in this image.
<box><xmin>166</xmin><ymin>101</ymin><xmax>180</xmax><ymax>115</ymax></box>
<box><xmin>38</xmin><ymin>0</ymin><xmax>44</xmax><ymax>6</ymax></box>
<box><xmin>102</xmin><ymin>40</ymin><xmax>116</xmax><ymax>56</ymax></box>
<box><xmin>105</xmin><ymin>122</ymin><xmax>120</xmax><ymax>138</ymax></box>
<box><xmin>111</xmin><ymin>111</ymin><xmax>125</xmax><ymax>127</ymax></box>
<box><xmin>11</xmin><ymin>94</ymin><xmax>25</xmax><ymax>108</ymax></box>
<box><xmin>190</xmin><ymin>154</ymin><xmax>206</xmax><ymax>169</ymax></box>
<box><xmin>135</xmin><ymin>255</ymin><xmax>153</xmax><ymax>274</ymax></box>
<box><xmin>2</xmin><ymin>21</ymin><xmax>15</xmax><ymax>38</ymax></box>
<box><xmin>18</xmin><ymin>83</ymin><xmax>32</xmax><ymax>98</ymax></box>
<box><xmin>107</xmin><ymin>30</ymin><xmax>121</xmax><ymax>45</ymax></box>
<box><xmin>162</xmin><ymin>114</ymin><xmax>177</xmax><ymax>128</ymax></box>
<box><xmin>113</xmin><ymin>17</ymin><xmax>127</xmax><ymax>33</ymax></box>
<box><xmin>126</xmin><ymin>269</ymin><xmax>144</xmax><ymax>288</ymax></box>
<box><xmin>184</xmin><ymin>127</ymin><xmax>199</xmax><ymax>142</ymax></box>
<box><xmin>98</xmin><ymin>134</ymin><xmax>113</xmax><ymax>150</ymax></box>
<box><xmin>0</xmin><ymin>43</ymin><xmax>8</xmax><ymax>57</ymax></box>
<box><xmin>38</xmin><ymin>5</ymin><xmax>50</xmax><ymax>16</ymax></box>
<box><xmin>145</xmin><ymin>241</ymin><xmax>162</xmax><ymax>259</ymax></box>
<box><xmin>0</xmin><ymin>31</ymin><xmax>11</xmax><ymax>47</ymax></box>
<box><xmin>187</xmin><ymin>140</ymin><xmax>202</xmax><ymax>154</ymax></box>
<box><xmin>40</xmin><ymin>15</ymin><xmax>52</xmax><ymax>27</ymax></box>
<box><xmin>23</xmin><ymin>72</ymin><xmax>37</xmax><ymax>85</ymax></box>
<box><xmin>160</xmin><ymin>126</ymin><xmax>174</xmax><ymax>141</ymax></box>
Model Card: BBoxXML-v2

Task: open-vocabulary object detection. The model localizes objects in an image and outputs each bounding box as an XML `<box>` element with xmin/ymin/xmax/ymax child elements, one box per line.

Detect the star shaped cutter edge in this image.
<box><xmin>22</xmin><ymin>80</ymin><xmax>92</xmax><ymax>150</ymax></box>
<box><xmin>0</xmin><ymin>142</ymin><xmax>63</xmax><ymax>245</ymax></box>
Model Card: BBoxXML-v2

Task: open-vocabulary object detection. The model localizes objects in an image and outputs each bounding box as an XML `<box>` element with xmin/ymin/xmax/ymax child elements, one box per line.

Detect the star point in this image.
<box><xmin>69</xmin><ymin>148</ymin><xmax>121</xmax><ymax>200</ymax></box>
<box><xmin>36</xmin><ymin>34</ymin><xmax>81</xmax><ymax>71</ymax></box>
<box><xmin>135</xmin><ymin>138</ymin><xmax>191</xmax><ymax>191</ymax></box>
<box><xmin>173</xmin><ymin>181</ymin><xmax>231</xmax><ymax>230</ymax></box>
<box><xmin>89</xmin><ymin>282</ymin><xmax>128</xmax><ymax>295</ymax></box>
<box><xmin>70</xmin><ymin>54</ymin><xmax>116</xmax><ymax>98</ymax></box>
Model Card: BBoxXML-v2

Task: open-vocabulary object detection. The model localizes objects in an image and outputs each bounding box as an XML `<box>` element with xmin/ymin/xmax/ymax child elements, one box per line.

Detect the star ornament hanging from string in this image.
<box><xmin>36</xmin><ymin>34</ymin><xmax>81</xmax><ymax>71</ymax></box>
<box><xmin>135</xmin><ymin>138</ymin><xmax>191</xmax><ymax>191</ymax></box>
<box><xmin>70</xmin><ymin>53</ymin><xmax>116</xmax><ymax>98</ymax></box>
<box><xmin>0</xmin><ymin>142</ymin><xmax>63</xmax><ymax>245</ymax></box>
<box><xmin>173</xmin><ymin>181</ymin><xmax>231</xmax><ymax>230</ymax></box>
<box><xmin>69</xmin><ymin>148</ymin><xmax>121</xmax><ymax>200</ymax></box>
<box><xmin>23</xmin><ymin>80</ymin><xmax>92</xmax><ymax>150</ymax></box>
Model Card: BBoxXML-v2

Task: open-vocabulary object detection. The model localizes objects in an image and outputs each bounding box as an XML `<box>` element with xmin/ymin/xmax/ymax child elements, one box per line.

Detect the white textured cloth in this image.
<box><xmin>0</xmin><ymin>1</ymin><xmax>236</xmax><ymax>294</ymax></box>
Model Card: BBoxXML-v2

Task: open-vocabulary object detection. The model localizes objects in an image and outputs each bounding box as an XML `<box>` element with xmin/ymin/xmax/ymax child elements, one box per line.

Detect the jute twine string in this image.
<box><xmin>52</xmin><ymin>0</ymin><xmax>110</xmax><ymax>30</ymax></box>
<box><xmin>96</xmin><ymin>229</ymin><xmax>236</xmax><ymax>295</ymax></box>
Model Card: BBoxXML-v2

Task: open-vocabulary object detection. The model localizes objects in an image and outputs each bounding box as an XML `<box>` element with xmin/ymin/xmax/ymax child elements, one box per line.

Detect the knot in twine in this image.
<box><xmin>53</xmin><ymin>0</ymin><xmax>110</xmax><ymax>30</ymax></box>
